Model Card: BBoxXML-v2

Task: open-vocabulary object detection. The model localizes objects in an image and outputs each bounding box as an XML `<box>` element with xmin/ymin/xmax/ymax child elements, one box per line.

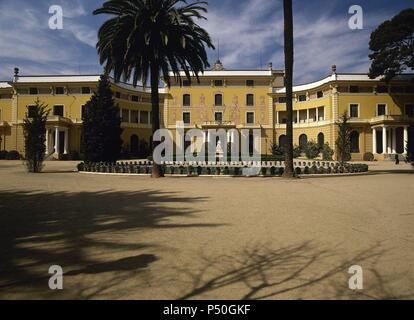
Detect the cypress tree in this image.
<box><xmin>335</xmin><ymin>112</ymin><xmax>352</xmax><ymax>164</ymax></box>
<box><xmin>23</xmin><ymin>98</ymin><xmax>49</xmax><ymax>173</ymax></box>
<box><xmin>82</xmin><ymin>74</ymin><xmax>123</xmax><ymax>163</ymax></box>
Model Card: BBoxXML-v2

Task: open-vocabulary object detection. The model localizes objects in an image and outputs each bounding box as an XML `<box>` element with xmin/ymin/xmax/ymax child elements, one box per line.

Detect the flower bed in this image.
<box><xmin>77</xmin><ymin>161</ymin><xmax>369</xmax><ymax>176</ymax></box>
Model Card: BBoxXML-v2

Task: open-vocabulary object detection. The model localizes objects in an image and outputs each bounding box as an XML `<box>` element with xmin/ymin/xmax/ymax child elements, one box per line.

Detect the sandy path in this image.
<box><xmin>0</xmin><ymin>161</ymin><xmax>413</xmax><ymax>299</ymax></box>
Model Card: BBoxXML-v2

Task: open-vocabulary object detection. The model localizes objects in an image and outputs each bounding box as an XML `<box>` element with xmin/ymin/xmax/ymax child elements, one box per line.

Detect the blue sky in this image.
<box><xmin>0</xmin><ymin>0</ymin><xmax>412</xmax><ymax>84</ymax></box>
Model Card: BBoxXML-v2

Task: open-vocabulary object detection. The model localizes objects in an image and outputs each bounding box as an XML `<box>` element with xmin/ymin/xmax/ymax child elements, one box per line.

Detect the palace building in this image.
<box><xmin>0</xmin><ymin>62</ymin><xmax>413</xmax><ymax>161</ymax></box>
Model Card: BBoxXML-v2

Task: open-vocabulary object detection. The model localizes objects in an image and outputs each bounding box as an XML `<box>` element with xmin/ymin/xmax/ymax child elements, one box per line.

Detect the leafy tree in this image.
<box><xmin>304</xmin><ymin>140</ymin><xmax>320</xmax><ymax>160</ymax></box>
<box><xmin>22</xmin><ymin>98</ymin><xmax>49</xmax><ymax>173</ymax></box>
<box><xmin>81</xmin><ymin>74</ymin><xmax>123</xmax><ymax>163</ymax></box>
<box><xmin>282</xmin><ymin>0</ymin><xmax>295</xmax><ymax>177</ymax></box>
<box><xmin>368</xmin><ymin>8</ymin><xmax>414</xmax><ymax>81</ymax></box>
<box><xmin>335</xmin><ymin>112</ymin><xmax>352</xmax><ymax>164</ymax></box>
<box><xmin>93</xmin><ymin>0</ymin><xmax>214</xmax><ymax>178</ymax></box>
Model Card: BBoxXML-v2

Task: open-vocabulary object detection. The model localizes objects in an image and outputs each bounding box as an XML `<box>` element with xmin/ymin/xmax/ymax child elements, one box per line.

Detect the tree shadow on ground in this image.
<box><xmin>0</xmin><ymin>189</ymin><xmax>220</xmax><ymax>296</ymax></box>
<box><xmin>175</xmin><ymin>241</ymin><xmax>414</xmax><ymax>300</ymax></box>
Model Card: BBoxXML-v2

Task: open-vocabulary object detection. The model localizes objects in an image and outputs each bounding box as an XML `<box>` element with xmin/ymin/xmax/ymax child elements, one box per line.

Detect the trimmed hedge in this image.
<box><xmin>77</xmin><ymin>162</ymin><xmax>369</xmax><ymax>176</ymax></box>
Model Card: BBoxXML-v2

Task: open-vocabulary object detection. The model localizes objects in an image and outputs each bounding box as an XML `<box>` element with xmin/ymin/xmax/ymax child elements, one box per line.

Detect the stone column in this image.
<box><xmin>54</xmin><ymin>126</ymin><xmax>60</xmax><ymax>155</ymax></box>
<box><xmin>316</xmin><ymin>108</ymin><xmax>319</xmax><ymax>122</ymax></box>
<box><xmin>306</xmin><ymin>109</ymin><xmax>309</xmax><ymax>123</ymax></box>
<box><xmin>64</xmin><ymin>128</ymin><xmax>69</xmax><ymax>154</ymax></box>
<box><xmin>387</xmin><ymin>128</ymin><xmax>392</xmax><ymax>154</ymax></box>
<box><xmin>45</xmin><ymin>129</ymin><xmax>49</xmax><ymax>154</ymax></box>
<box><xmin>382</xmin><ymin>126</ymin><xmax>387</xmax><ymax>154</ymax></box>
<box><xmin>392</xmin><ymin>128</ymin><xmax>396</xmax><ymax>154</ymax></box>
<box><xmin>372</xmin><ymin>127</ymin><xmax>377</xmax><ymax>154</ymax></box>
<box><xmin>403</xmin><ymin>126</ymin><xmax>408</xmax><ymax>154</ymax></box>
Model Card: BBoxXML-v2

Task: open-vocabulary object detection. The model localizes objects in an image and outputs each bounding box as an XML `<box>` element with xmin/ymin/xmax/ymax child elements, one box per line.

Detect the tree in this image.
<box><xmin>282</xmin><ymin>0</ymin><xmax>295</xmax><ymax>178</ymax></box>
<box><xmin>93</xmin><ymin>0</ymin><xmax>214</xmax><ymax>178</ymax></box>
<box><xmin>82</xmin><ymin>74</ymin><xmax>123</xmax><ymax>163</ymax></box>
<box><xmin>335</xmin><ymin>112</ymin><xmax>351</xmax><ymax>165</ymax></box>
<box><xmin>368</xmin><ymin>8</ymin><xmax>414</xmax><ymax>81</ymax></box>
<box><xmin>23</xmin><ymin>99</ymin><xmax>49</xmax><ymax>173</ymax></box>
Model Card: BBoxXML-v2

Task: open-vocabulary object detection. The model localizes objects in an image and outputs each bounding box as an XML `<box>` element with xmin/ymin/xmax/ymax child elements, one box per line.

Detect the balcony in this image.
<box><xmin>369</xmin><ymin>115</ymin><xmax>414</xmax><ymax>125</ymax></box>
<box><xmin>201</xmin><ymin>121</ymin><xmax>236</xmax><ymax>128</ymax></box>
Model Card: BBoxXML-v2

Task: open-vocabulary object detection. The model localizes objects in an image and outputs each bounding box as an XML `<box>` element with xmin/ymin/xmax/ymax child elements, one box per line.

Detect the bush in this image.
<box><xmin>321</xmin><ymin>143</ymin><xmax>334</xmax><ymax>161</ymax></box>
<box><xmin>6</xmin><ymin>150</ymin><xmax>21</xmax><ymax>160</ymax></box>
<box><xmin>363</xmin><ymin>152</ymin><xmax>374</xmax><ymax>161</ymax></box>
<box><xmin>77</xmin><ymin>162</ymin><xmax>85</xmax><ymax>171</ymax></box>
<box><xmin>304</xmin><ymin>140</ymin><xmax>320</xmax><ymax>160</ymax></box>
<box><xmin>294</xmin><ymin>167</ymin><xmax>302</xmax><ymax>175</ymax></box>
<box><xmin>293</xmin><ymin>145</ymin><xmax>302</xmax><ymax>158</ymax></box>
<box><xmin>0</xmin><ymin>150</ymin><xmax>8</xmax><ymax>159</ymax></box>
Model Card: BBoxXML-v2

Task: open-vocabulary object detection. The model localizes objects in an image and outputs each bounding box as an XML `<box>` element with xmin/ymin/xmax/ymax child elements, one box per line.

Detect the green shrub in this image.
<box><xmin>304</xmin><ymin>166</ymin><xmax>310</xmax><ymax>174</ymax></box>
<box><xmin>278</xmin><ymin>167</ymin><xmax>284</xmax><ymax>176</ymax></box>
<box><xmin>304</xmin><ymin>140</ymin><xmax>320</xmax><ymax>159</ymax></box>
<box><xmin>0</xmin><ymin>150</ymin><xmax>8</xmax><ymax>159</ymax></box>
<box><xmin>321</xmin><ymin>143</ymin><xmax>334</xmax><ymax>161</ymax></box>
<box><xmin>363</xmin><ymin>152</ymin><xmax>374</xmax><ymax>161</ymax></box>
<box><xmin>77</xmin><ymin>162</ymin><xmax>85</xmax><ymax>171</ymax></box>
<box><xmin>293</xmin><ymin>145</ymin><xmax>302</xmax><ymax>159</ymax></box>
<box><xmin>294</xmin><ymin>167</ymin><xmax>302</xmax><ymax>175</ymax></box>
<box><xmin>6</xmin><ymin>150</ymin><xmax>21</xmax><ymax>160</ymax></box>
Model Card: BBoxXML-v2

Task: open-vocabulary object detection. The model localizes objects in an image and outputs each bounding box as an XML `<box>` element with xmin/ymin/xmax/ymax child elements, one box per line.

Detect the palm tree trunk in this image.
<box><xmin>282</xmin><ymin>0</ymin><xmax>295</xmax><ymax>178</ymax></box>
<box><xmin>150</xmin><ymin>62</ymin><xmax>164</xmax><ymax>178</ymax></box>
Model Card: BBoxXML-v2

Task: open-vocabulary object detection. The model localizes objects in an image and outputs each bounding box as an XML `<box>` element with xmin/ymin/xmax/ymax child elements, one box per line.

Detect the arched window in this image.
<box><xmin>350</xmin><ymin>131</ymin><xmax>360</xmax><ymax>153</ymax></box>
<box><xmin>215</xmin><ymin>94</ymin><xmax>223</xmax><ymax>106</ymax></box>
<box><xmin>279</xmin><ymin>135</ymin><xmax>287</xmax><ymax>150</ymax></box>
<box><xmin>130</xmin><ymin>135</ymin><xmax>139</xmax><ymax>155</ymax></box>
<box><xmin>299</xmin><ymin>134</ymin><xmax>308</xmax><ymax>149</ymax></box>
<box><xmin>317</xmin><ymin>132</ymin><xmax>325</xmax><ymax>148</ymax></box>
<box><xmin>183</xmin><ymin>94</ymin><xmax>191</xmax><ymax>107</ymax></box>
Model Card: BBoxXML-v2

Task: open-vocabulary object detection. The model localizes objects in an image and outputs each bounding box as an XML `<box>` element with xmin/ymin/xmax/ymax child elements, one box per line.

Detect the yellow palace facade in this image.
<box><xmin>0</xmin><ymin>63</ymin><xmax>413</xmax><ymax>161</ymax></box>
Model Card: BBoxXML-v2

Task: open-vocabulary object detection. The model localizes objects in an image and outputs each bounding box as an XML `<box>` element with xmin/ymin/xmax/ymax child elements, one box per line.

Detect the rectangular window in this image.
<box><xmin>405</xmin><ymin>86</ymin><xmax>414</xmax><ymax>93</ymax></box>
<box><xmin>215</xmin><ymin>112</ymin><xmax>223</xmax><ymax>122</ymax></box>
<box><xmin>140</xmin><ymin>111</ymin><xmax>149</xmax><ymax>124</ymax></box>
<box><xmin>183</xmin><ymin>112</ymin><xmax>191</xmax><ymax>124</ymax></box>
<box><xmin>298</xmin><ymin>94</ymin><xmax>306</xmax><ymax>102</ymax></box>
<box><xmin>350</xmin><ymin>86</ymin><xmax>359</xmax><ymax>93</ymax></box>
<box><xmin>377</xmin><ymin>104</ymin><xmax>386</xmax><ymax>116</ymax></box>
<box><xmin>405</xmin><ymin>104</ymin><xmax>414</xmax><ymax>118</ymax></box>
<box><xmin>182</xmin><ymin>80</ymin><xmax>191</xmax><ymax>87</ymax></box>
<box><xmin>317</xmin><ymin>91</ymin><xmax>324</xmax><ymax>98</ymax></box>
<box><xmin>246</xmin><ymin>112</ymin><xmax>254</xmax><ymax>124</ymax></box>
<box><xmin>376</xmin><ymin>86</ymin><xmax>388</xmax><ymax>93</ymax></box>
<box><xmin>115</xmin><ymin>92</ymin><xmax>121</xmax><ymax>99</ymax></box>
<box><xmin>121</xmin><ymin>109</ymin><xmax>129</xmax><ymax>123</ymax></box>
<box><xmin>278</xmin><ymin>97</ymin><xmax>286</xmax><ymax>103</ymax></box>
<box><xmin>131</xmin><ymin>110</ymin><xmax>139</xmax><ymax>123</ymax></box>
<box><xmin>131</xmin><ymin>95</ymin><xmax>140</xmax><ymax>102</ymax></box>
<box><xmin>214</xmin><ymin>80</ymin><xmax>223</xmax><ymax>87</ymax></box>
<box><xmin>246</xmin><ymin>94</ymin><xmax>254</xmax><ymax>106</ymax></box>
<box><xmin>27</xmin><ymin>105</ymin><xmax>36</xmax><ymax>118</ymax></box>
<box><xmin>390</xmin><ymin>86</ymin><xmax>405</xmax><ymax>93</ymax></box>
<box><xmin>215</xmin><ymin>94</ymin><xmax>223</xmax><ymax>106</ymax></box>
<box><xmin>29</xmin><ymin>87</ymin><xmax>38</xmax><ymax>95</ymax></box>
<box><xmin>183</xmin><ymin>94</ymin><xmax>191</xmax><ymax>107</ymax></box>
<box><xmin>81</xmin><ymin>105</ymin><xmax>86</xmax><ymax>119</ymax></box>
<box><xmin>350</xmin><ymin>104</ymin><xmax>359</xmax><ymax>118</ymax></box>
<box><xmin>53</xmin><ymin>105</ymin><xmax>64</xmax><ymax>117</ymax></box>
<box><xmin>55</xmin><ymin>87</ymin><xmax>65</xmax><ymax>95</ymax></box>
<box><xmin>246</xmin><ymin>80</ymin><xmax>254</xmax><ymax>87</ymax></box>
<box><xmin>81</xmin><ymin>87</ymin><xmax>91</xmax><ymax>94</ymax></box>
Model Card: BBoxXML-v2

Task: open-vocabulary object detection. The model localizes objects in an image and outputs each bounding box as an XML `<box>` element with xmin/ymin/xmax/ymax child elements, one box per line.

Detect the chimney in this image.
<box><xmin>13</xmin><ymin>67</ymin><xmax>19</xmax><ymax>82</ymax></box>
<box><xmin>268</xmin><ymin>62</ymin><xmax>273</xmax><ymax>71</ymax></box>
<box><xmin>331</xmin><ymin>65</ymin><xmax>337</xmax><ymax>74</ymax></box>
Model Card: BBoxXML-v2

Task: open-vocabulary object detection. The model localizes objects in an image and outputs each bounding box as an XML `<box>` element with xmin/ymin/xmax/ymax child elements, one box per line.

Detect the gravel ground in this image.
<box><xmin>0</xmin><ymin>160</ymin><xmax>413</xmax><ymax>300</ymax></box>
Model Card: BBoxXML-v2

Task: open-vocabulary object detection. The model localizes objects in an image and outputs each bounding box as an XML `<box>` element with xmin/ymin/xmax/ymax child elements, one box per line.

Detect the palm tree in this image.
<box><xmin>282</xmin><ymin>0</ymin><xmax>294</xmax><ymax>178</ymax></box>
<box><xmin>93</xmin><ymin>0</ymin><xmax>214</xmax><ymax>178</ymax></box>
